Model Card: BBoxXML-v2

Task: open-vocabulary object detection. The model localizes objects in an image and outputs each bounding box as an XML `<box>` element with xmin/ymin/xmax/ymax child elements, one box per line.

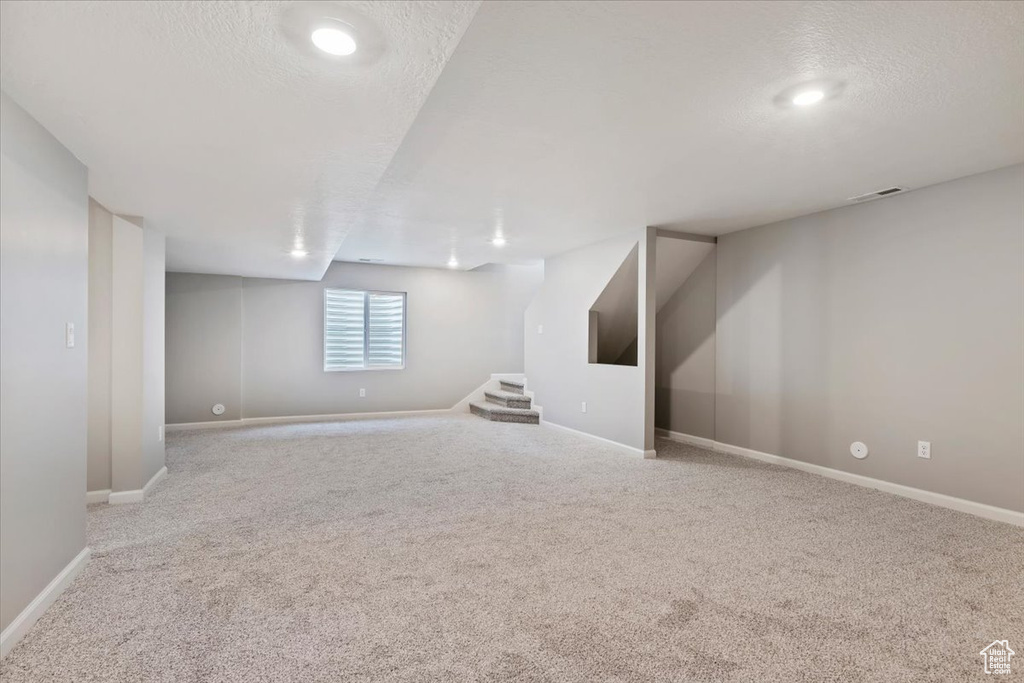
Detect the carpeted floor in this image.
<box><xmin>2</xmin><ymin>414</ymin><xmax>1021</xmax><ymax>682</ymax></box>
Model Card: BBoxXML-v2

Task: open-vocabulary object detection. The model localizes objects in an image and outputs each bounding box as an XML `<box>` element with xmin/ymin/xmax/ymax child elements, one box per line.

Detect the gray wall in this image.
<box><xmin>87</xmin><ymin>199</ymin><xmax>113</xmax><ymax>491</ymax></box>
<box><xmin>715</xmin><ymin>164</ymin><xmax>1024</xmax><ymax>512</ymax></box>
<box><xmin>142</xmin><ymin>228</ymin><xmax>166</xmax><ymax>482</ymax></box>
<box><xmin>525</xmin><ymin>229</ymin><xmax>655</xmax><ymax>451</ymax></box>
<box><xmin>588</xmin><ymin>244</ymin><xmax>639</xmax><ymax>364</ymax></box>
<box><xmin>107</xmin><ymin>215</ymin><xmax>165</xmax><ymax>492</ymax></box>
<box><xmin>166</xmin><ymin>274</ymin><xmax>243</xmax><ymax>424</ymax></box>
<box><xmin>655</xmin><ymin>250</ymin><xmax>716</xmax><ymax>439</ymax></box>
<box><xmin>0</xmin><ymin>91</ymin><xmax>88</xmax><ymax>631</ymax></box>
<box><xmin>653</xmin><ymin>235</ymin><xmax>714</xmax><ymax>312</ymax></box>
<box><xmin>110</xmin><ymin>216</ymin><xmax>145</xmax><ymax>492</ymax></box>
<box><xmin>165</xmin><ymin>262</ymin><xmax>543</xmax><ymax>422</ymax></box>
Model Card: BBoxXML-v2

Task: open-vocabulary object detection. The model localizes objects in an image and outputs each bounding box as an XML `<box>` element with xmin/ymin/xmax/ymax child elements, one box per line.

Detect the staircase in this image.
<box><xmin>469</xmin><ymin>378</ymin><xmax>540</xmax><ymax>424</ymax></box>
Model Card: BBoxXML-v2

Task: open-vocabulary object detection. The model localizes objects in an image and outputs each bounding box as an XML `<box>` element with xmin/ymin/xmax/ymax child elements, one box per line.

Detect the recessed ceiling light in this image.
<box><xmin>311</xmin><ymin>27</ymin><xmax>357</xmax><ymax>56</ymax></box>
<box><xmin>291</xmin><ymin>249</ymin><xmax>309</xmax><ymax>258</ymax></box>
<box><xmin>281</xmin><ymin>5</ymin><xmax>384</xmax><ymax>65</ymax></box>
<box><xmin>773</xmin><ymin>80</ymin><xmax>844</xmax><ymax>110</ymax></box>
<box><xmin>792</xmin><ymin>89</ymin><xmax>825</xmax><ymax>106</ymax></box>
<box><xmin>492</xmin><ymin>236</ymin><xmax>507</xmax><ymax>247</ymax></box>
<box><xmin>447</xmin><ymin>256</ymin><xmax>459</xmax><ymax>268</ymax></box>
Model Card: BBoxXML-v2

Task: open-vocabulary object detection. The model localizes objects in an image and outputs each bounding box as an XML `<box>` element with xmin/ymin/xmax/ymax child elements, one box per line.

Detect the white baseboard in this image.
<box><xmin>656</xmin><ymin>430</ymin><xmax>1024</xmax><ymax>527</ymax></box>
<box><xmin>108</xmin><ymin>465</ymin><xmax>167</xmax><ymax>505</ymax></box>
<box><xmin>164</xmin><ymin>418</ymin><xmax>244</xmax><ymax>431</ymax></box>
<box><xmin>0</xmin><ymin>546</ymin><xmax>90</xmax><ymax>659</ymax></box>
<box><xmin>166</xmin><ymin>409</ymin><xmax>452</xmax><ymax>432</ymax></box>
<box><xmin>86</xmin><ymin>489</ymin><xmax>111</xmax><ymax>505</ymax></box>
<box><xmin>452</xmin><ymin>382</ymin><xmax>491</xmax><ymax>414</ymax></box>
<box><xmin>542</xmin><ymin>420</ymin><xmax>646</xmax><ymax>458</ymax></box>
<box><xmin>655</xmin><ymin>428</ymin><xmax>715</xmax><ymax>450</ymax></box>
<box><xmin>144</xmin><ymin>465</ymin><xmax>168</xmax><ymax>496</ymax></box>
<box><xmin>643</xmin><ymin>449</ymin><xmax>658</xmax><ymax>459</ymax></box>
<box><xmin>168</xmin><ymin>378</ymin><xmax>530</xmax><ymax>431</ymax></box>
<box><xmin>242</xmin><ymin>410</ymin><xmax>451</xmax><ymax>426</ymax></box>
<box><xmin>108</xmin><ymin>489</ymin><xmax>143</xmax><ymax>504</ymax></box>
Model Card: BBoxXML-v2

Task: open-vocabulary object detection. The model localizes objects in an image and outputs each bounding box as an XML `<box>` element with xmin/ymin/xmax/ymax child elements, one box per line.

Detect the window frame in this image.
<box><xmin>323</xmin><ymin>288</ymin><xmax>407</xmax><ymax>372</ymax></box>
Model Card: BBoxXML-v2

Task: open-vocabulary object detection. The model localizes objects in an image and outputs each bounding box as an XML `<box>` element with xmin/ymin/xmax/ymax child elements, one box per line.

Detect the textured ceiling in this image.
<box><xmin>337</xmin><ymin>0</ymin><xmax>1024</xmax><ymax>270</ymax></box>
<box><xmin>0</xmin><ymin>0</ymin><xmax>479</xmax><ymax>279</ymax></box>
<box><xmin>2</xmin><ymin>1</ymin><xmax>1022</xmax><ymax>277</ymax></box>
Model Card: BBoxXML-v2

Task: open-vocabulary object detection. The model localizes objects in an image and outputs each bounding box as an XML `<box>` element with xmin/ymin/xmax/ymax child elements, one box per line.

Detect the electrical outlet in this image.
<box><xmin>917</xmin><ymin>441</ymin><xmax>930</xmax><ymax>459</ymax></box>
<box><xmin>359</xmin><ymin>388</ymin><xmax>366</xmax><ymax>398</ymax></box>
<box><xmin>66</xmin><ymin>322</ymin><xmax>75</xmax><ymax>348</ymax></box>
<box><xmin>158</xmin><ymin>425</ymin><xmax>164</xmax><ymax>442</ymax></box>
<box><xmin>581</xmin><ymin>401</ymin><xmax>587</xmax><ymax>413</ymax></box>
<box><xmin>537</xmin><ymin>324</ymin><xmax>543</xmax><ymax>334</ymax></box>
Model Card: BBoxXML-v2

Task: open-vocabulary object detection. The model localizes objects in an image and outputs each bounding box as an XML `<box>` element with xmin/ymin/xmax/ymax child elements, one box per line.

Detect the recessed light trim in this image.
<box><xmin>492</xmin><ymin>236</ymin><xmax>507</xmax><ymax>247</ymax></box>
<box><xmin>447</xmin><ymin>257</ymin><xmax>459</xmax><ymax>268</ymax></box>
<box><xmin>291</xmin><ymin>249</ymin><xmax>309</xmax><ymax>258</ymax></box>
<box><xmin>311</xmin><ymin>27</ymin><xmax>357</xmax><ymax>56</ymax></box>
<box><xmin>792</xmin><ymin>89</ymin><xmax>825</xmax><ymax>106</ymax></box>
<box><xmin>773</xmin><ymin>80</ymin><xmax>845</xmax><ymax>110</ymax></box>
<box><xmin>280</xmin><ymin>4</ymin><xmax>384</xmax><ymax>67</ymax></box>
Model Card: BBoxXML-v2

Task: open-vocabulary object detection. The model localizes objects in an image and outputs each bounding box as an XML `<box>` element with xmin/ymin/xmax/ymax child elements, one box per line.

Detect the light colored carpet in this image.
<box><xmin>2</xmin><ymin>415</ymin><xmax>1021</xmax><ymax>682</ymax></box>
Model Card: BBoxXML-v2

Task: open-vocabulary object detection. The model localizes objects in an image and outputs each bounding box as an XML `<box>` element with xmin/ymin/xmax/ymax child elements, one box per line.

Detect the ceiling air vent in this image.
<box><xmin>847</xmin><ymin>187</ymin><xmax>905</xmax><ymax>203</ymax></box>
<box><xmin>358</xmin><ymin>258</ymin><xmax>383</xmax><ymax>263</ymax></box>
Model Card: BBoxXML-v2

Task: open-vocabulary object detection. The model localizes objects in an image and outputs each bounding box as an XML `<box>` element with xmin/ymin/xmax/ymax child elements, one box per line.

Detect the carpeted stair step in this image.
<box><xmin>498</xmin><ymin>378</ymin><xmax>526</xmax><ymax>395</ymax></box>
<box><xmin>470</xmin><ymin>401</ymin><xmax>539</xmax><ymax>424</ymax></box>
<box><xmin>484</xmin><ymin>390</ymin><xmax>532</xmax><ymax>409</ymax></box>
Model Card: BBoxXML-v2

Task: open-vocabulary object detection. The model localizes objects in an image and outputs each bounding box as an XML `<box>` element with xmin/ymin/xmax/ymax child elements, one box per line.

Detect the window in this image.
<box><xmin>324</xmin><ymin>289</ymin><xmax>406</xmax><ymax>371</ymax></box>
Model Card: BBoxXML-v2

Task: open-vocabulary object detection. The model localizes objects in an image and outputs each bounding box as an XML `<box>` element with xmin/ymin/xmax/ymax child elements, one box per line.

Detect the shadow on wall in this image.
<box><xmin>655</xmin><ymin>249</ymin><xmax>717</xmax><ymax>438</ymax></box>
<box><xmin>655</xmin><ymin>224</ymin><xmax>833</xmax><ymax>453</ymax></box>
<box><xmin>652</xmin><ymin>167</ymin><xmax>1024</xmax><ymax>513</ymax></box>
<box><xmin>711</xmin><ymin>165</ymin><xmax>1024</xmax><ymax>514</ymax></box>
<box><xmin>714</xmin><ymin>216</ymin><xmax>831</xmax><ymax>465</ymax></box>
<box><xmin>588</xmin><ymin>243</ymin><xmax>639</xmax><ymax>366</ymax></box>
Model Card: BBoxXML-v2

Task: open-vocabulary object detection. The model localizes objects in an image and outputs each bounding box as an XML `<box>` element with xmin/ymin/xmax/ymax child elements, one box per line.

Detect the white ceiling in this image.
<box><xmin>338</xmin><ymin>0</ymin><xmax>1024</xmax><ymax>270</ymax></box>
<box><xmin>0</xmin><ymin>1</ymin><xmax>479</xmax><ymax>279</ymax></box>
<box><xmin>2</xmin><ymin>1</ymin><xmax>1022</xmax><ymax>278</ymax></box>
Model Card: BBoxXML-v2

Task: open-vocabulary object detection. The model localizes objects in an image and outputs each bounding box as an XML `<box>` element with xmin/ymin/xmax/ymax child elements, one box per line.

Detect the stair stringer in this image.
<box><xmin>451</xmin><ymin>373</ymin><xmax>526</xmax><ymax>413</ymax></box>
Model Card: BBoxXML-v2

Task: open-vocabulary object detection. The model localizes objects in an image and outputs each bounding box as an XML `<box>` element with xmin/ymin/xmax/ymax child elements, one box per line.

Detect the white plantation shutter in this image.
<box><xmin>367</xmin><ymin>293</ymin><xmax>405</xmax><ymax>368</ymax></box>
<box><xmin>324</xmin><ymin>289</ymin><xmax>366</xmax><ymax>370</ymax></box>
<box><xmin>324</xmin><ymin>288</ymin><xmax>405</xmax><ymax>371</ymax></box>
